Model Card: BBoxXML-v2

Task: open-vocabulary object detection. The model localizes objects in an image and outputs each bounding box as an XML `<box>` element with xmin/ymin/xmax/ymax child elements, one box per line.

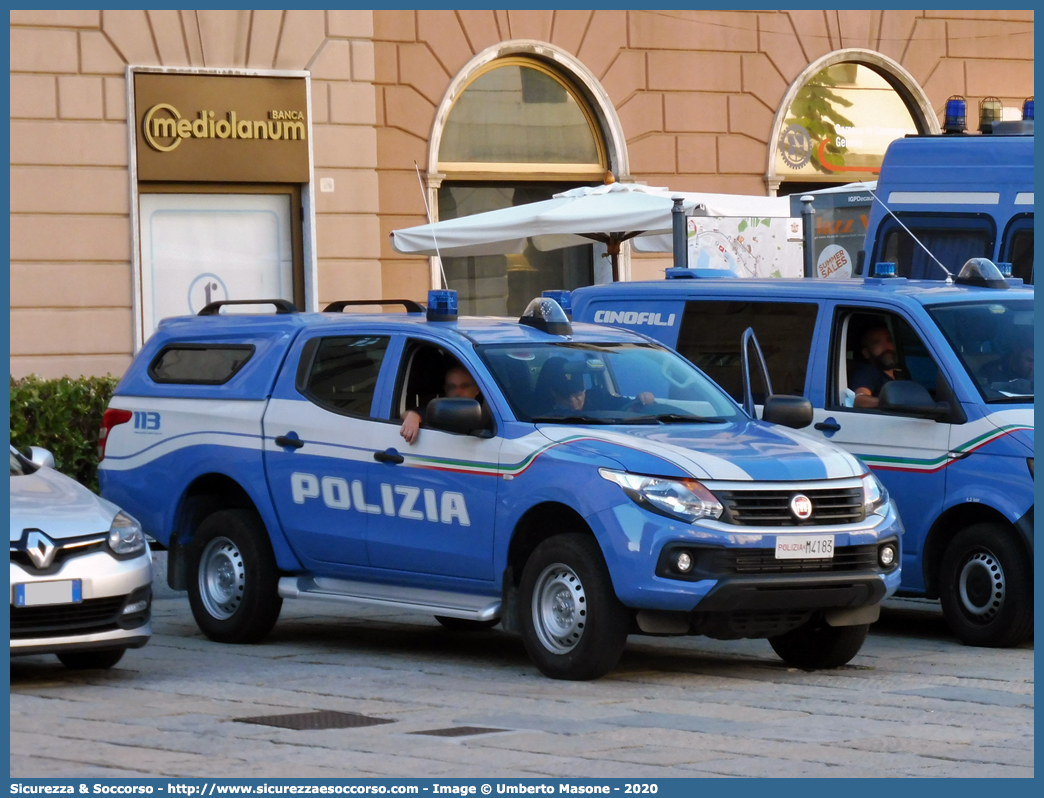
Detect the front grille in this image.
<box><xmin>10</xmin><ymin>535</ymin><xmax>107</xmax><ymax>575</ymax></box>
<box><xmin>10</xmin><ymin>596</ymin><xmax>125</xmax><ymax>639</ymax></box>
<box><xmin>705</xmin><ymin>544</ymin><xmax>879</xmax><ymax>574</ymax></box>
<box><xmin>716</xmin><ymin>487</ymin><xmax>864</xmax><ymax>526</ymax></box>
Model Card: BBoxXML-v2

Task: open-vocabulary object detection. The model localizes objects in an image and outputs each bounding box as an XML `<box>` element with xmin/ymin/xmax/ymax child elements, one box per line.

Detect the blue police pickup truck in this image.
<box><xmin>99</xmin><ymin>294</ymin><xmax>902</xmax><ymax>680</ymax></box>
<box><xmin>573</xmin><ymin>259</ymin><xmax>1034</xmax><ymax>648</ymax></box>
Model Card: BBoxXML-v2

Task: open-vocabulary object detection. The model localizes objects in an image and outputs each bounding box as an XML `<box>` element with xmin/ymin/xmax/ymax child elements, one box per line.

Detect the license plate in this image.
<box><xmin>14</xmin><ymin>580</ymin><xmax>82</xmax><ymax>607</ymax></box>
<box><xmin>775</xmin><ymin>535</ymin><xmax>834</xmax><ymax>559</ymax></box>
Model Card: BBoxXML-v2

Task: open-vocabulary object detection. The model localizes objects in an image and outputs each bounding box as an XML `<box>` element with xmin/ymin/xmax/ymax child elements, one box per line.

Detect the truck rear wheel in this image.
<box><xmin>519</xmin><ymin>533</ymin><xmax>629</xmax><ymax>680</ymax></box>
<box><xmin>769</xmin><ymin>617</ymin><xmax>869</xmax><ymax>670</ymax></box>
<box><xmin>188</xmin><ymin>509</ymin><xmax>282</xmax><ymax>644</ymax></box>
<box><xmin>939</xmin><ymin>523</ymin><xmax>1032</xmax><ymax>648</ymax></box>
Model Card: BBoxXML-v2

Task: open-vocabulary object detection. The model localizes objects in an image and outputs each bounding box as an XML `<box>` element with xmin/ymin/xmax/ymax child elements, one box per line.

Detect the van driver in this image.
<box><xmin>850</xmin><ymin>324</ymin><xmax>906</xmax><ymax>409</ymax></box>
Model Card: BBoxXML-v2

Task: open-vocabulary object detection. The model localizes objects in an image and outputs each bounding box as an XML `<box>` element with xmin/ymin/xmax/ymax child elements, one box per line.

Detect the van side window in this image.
<box><xmin>879</xmin><ymin>222</ymin><xmax>991</xmax><ymax>279</ymax></box>
<box><xmin>830</xmin><ymin>310</ymin><xmax>942</xmax><ymax>411</ymax></box>
<box><xmin>1006</xmin><ymin>228</ymin><xmax>1033</xmax><ymax>283</ymax></box>
<box><xmin>675</xmin><ymin>301</ymin><xmax>818</xmax><ymax>402</ymax></box>
<box><xmin>301</xmin><ymin>336</ymin><xmax>389</xmax><ymax>417</ymax></box>
<box><xmin>149</xmin><ymin>344</ymin><xmax>255</xmax><ymax>384</ymax></box>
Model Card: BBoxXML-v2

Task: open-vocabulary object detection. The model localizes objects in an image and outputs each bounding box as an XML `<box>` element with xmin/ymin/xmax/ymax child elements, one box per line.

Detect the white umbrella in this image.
<box><xmin>390</xmin><ymin>182</ymin><xmax>782</xmax><ymax>281</ymax></box>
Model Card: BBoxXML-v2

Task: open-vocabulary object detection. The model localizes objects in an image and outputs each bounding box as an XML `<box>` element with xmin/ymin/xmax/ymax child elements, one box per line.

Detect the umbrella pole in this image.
<box><xmin>607</xmin><ymin>238</ymin><xmax>620</xmax><ymax>282</ymax></box>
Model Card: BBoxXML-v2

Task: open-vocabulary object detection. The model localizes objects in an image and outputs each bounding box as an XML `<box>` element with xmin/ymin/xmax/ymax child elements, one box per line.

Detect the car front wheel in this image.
<box><xmin>939</xmin><ymin>523</ymin><xmax>1032</xmax><ymax>647</ymax></box>
<box><xmin>519</xmin><ymin>533</ymin><xmax>629</xmax><ymax>680</ymax></box>
<box><xmin>188</xmin><ymin>509</ymin><xmax>282</xmax><ymax>644</ymax></box>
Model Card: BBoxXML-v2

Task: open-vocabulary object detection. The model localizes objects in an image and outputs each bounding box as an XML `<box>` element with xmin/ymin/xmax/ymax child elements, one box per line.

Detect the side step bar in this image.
<box><xmin>277</xmin><ymin>576</ymin><xmax>501</xmax><ymax>622</ymax></box>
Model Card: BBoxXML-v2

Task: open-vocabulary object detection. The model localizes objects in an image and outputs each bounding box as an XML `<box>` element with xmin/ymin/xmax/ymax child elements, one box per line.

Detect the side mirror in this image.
<box><xmin>878</xmin><ymin>380</ymin><xmax>950</xmax><ymax>420</ymax></box>
<box><xmin>27</xmin><ymin>447</ymin><xmax>55</xmax><ymax>469</ymax></box>
<box><xmin>425</xmin><ymin>398</ymin><xmax>484</xmax><ymax>435</ymax></box>
<box><xmin>762</xmin><ymin>395</ymin><xmax>813</xmax><ymax>429</ymax></box>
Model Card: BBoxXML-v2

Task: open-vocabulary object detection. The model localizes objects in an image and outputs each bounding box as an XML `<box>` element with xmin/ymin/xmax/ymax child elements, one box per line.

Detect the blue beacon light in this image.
<box><xmin>426</xmin><ymin>289</ymin><xmax>458</xmax><ymax>322</ymax></box>
<box><xmin>541</xmin><ymin>290</ymin><xmax>573</xmax><ymax>318</ymax></box>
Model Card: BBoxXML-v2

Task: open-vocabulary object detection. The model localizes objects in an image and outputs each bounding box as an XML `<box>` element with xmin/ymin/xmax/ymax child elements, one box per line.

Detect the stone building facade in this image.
<box><xmin>9</xmin><ymin>9</ymin><xmax>1034</xmax><ymax>378</ymax></box>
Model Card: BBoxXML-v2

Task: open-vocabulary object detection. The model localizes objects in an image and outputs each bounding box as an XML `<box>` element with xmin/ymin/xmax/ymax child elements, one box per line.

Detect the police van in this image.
<box><xmin>99</xmin><ymin>294</ymin><xmax>902</xmax><ymax>680</ymax></box>
<box><xmin>858</xmin><ymin>99</ymin><xmax>1033</xmax><ymax>283</ymax></box>
<box><xmin>573</xmin><ymin>260</ymin><xmax>1034</xmax><ymax>648</ymax></box>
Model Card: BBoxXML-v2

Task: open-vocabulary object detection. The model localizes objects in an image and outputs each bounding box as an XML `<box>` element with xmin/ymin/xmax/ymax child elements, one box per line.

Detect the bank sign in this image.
<box><xmin>134</xmin><ymin>71</ymin><xmax>309</xmax><ymax>183</ymax></box>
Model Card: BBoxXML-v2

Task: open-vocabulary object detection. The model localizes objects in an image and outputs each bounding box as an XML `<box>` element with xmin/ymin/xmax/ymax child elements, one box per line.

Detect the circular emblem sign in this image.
<box><xmin>790</xmin><ymin>494</ymin><xmax>813</xmax><ymax>520</ymax></box>
<box><xmin>780</xmin><ymin>123</ymin><xmax>812</xmax><ymax>170</ymax></box>
<box><xmin>188</xmin><ymin>273</ymin><xmax>229</xmax><ymax>314</ymax></box>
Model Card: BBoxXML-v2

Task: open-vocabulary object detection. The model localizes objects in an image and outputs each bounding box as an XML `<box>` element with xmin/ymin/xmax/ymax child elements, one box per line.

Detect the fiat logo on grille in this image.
<box><xmin>790</xmin><ymin>494</ymin><xmax>813</xmax><ymax>520</ymax></box>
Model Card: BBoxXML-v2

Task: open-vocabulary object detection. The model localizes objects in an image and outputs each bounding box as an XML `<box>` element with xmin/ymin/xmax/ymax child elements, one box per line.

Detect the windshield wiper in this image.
<box><xmin>532</xmin><ymin>415</ymin><xmax>614</xmax><ymax>424</ymax></box>
<box><xmin>646</xmin><ymin>414</ymin><xmax>727</xmax><ymax>424</ymax></box>
<box><xmin>991</xmin><ymin>394</ymin><xmax>1034</xmax><ymax>403</ymax></box>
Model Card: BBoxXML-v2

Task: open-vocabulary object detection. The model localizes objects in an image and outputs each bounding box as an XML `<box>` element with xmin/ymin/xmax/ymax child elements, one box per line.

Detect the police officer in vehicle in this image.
<box><xmin>545</xmin><ymin>360</ymin><xmax>655</xmax><ymax>415</ymax></box>
<box><xmin>850</xmin><ymin>323</ymin><xmax>906</xmax><ymax>409</ymax></box>
<box><xmin>980</xmin><ymin>326</ymin><xmax>1034</xmax><ymax>388</ymax></box>
<box><xmin>399</xmin><ymin>363</ymin><xmax>481</xmax><ymax>444</ymax></box>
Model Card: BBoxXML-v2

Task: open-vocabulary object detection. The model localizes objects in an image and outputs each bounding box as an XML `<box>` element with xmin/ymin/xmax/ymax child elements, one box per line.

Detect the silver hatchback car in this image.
<box><xmin>10</xmin><ymin>446</ymin><xmax>152</xmax><ymax>669</ymax></box>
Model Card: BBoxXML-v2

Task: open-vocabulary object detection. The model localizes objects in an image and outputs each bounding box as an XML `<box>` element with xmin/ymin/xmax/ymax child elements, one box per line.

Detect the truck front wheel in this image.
<box><xmin>769</xmin><ymin>617</ymin><xmax>869</xmax><ymax>670</ymax></box>
<box><xmin>939</xmin><ymin>523</ymin><xmax>1032</xmax><ymax>648</ymax></box>
<box><xmin>519</xmin><ymin>533</ymin><xmax>629</xmax><ymax>680</ymax></box>
<box><xmin>188</xmin><ymin>509</ymin><xmax>282</xmax><ymax>644</ymax></box>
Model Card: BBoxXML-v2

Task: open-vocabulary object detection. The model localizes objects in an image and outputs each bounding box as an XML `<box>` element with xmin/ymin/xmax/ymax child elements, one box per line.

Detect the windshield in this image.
<box><xmin>928</xmin><ymin>299</ymin><xmax>1034</xmax><ymax>403</ymax></box>
<box><xmin>477</xmin><ymin>342</ymin><xmax>744</xmax><ymax>424</ymax></box>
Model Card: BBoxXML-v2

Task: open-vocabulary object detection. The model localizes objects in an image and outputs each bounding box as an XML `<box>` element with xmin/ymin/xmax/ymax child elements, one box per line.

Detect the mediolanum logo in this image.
<box><xmin>142</xmin><ymin>103</ymin><xmax>307</xmax><ymax>152</ymax></box>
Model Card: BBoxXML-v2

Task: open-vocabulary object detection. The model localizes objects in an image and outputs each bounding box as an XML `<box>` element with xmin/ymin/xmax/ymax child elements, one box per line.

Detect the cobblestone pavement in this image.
<box><xmin>10</xmin><ymin>557</ymin><xmax>1034</xmax><ymax>779</ymax></box>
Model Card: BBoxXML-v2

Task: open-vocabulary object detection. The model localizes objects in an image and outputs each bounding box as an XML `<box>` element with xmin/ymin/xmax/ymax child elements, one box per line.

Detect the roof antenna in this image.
<box><xmin>415</xmin><ymin>161</ymin><xmax>449</xmax><ymax>289</ymax></box>
<box><xmin>865</xmin><ymin>186</ymin><xmax>954</xmax><ymax>283</ymax></box>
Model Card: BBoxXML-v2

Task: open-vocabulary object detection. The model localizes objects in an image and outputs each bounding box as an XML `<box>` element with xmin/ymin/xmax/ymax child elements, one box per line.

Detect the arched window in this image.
<box><xmin>436</xmin><ymin>57</ymin><xmax>612</xmax><ymax>317</ymax></box>
<box><xmin>439</xmin><ymin>58</ymin><xmax>605</xmax><ymax>177</ymax></box>
<box><xmin>775</xmin><ymin>62</ymin><xmax>920</xmax><ymax>194</ymax></box>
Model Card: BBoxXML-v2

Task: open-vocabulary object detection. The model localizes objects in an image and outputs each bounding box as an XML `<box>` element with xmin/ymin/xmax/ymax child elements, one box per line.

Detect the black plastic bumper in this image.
<box><xmin>694</xmin><ymin>572</ymin><xmax>887</xmax><ymax>612</ymax></box>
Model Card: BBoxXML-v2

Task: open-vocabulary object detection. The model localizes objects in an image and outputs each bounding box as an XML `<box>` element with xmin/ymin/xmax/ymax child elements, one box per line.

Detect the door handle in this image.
<box><xmin>814</xmin><ymin>420</ymin><xmax>841</xmax><ymax>432</ymax></box>
<box><xmin>374</xmin><ymin>449</ymin><xmax>404</xmax><ymax>465</ymax></box>
<box><xmin>274</xmin><ymin>435</ymin><xmax>304</xmax><ymax>449</ymax></box>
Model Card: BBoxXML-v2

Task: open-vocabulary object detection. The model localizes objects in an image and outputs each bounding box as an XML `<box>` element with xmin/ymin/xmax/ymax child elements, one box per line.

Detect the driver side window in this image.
<box><xmin>394</xmin><ymin>340</ymin><xmax>493</xmax><ymax>432</ymax></box>
<box><xmin>830</xmin><ymin>309</ymin><xmax>941</xmax><ymax>412</ymax></box>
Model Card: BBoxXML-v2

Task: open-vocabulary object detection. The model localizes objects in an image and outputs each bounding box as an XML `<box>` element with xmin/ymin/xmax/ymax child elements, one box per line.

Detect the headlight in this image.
<box><xmin>108</xmin><ymin>512</ymin><xmax>146</xmax><ymax>556</ymax></box>
<box><xmin>861</xmin><ymin>472</ymin><xmax>889</xmax><ymax>516</ymax></box>
<box><xmin>599</xmin><ymin>468</ymin><xmax>723</xmax><ymax>523</ymax></box>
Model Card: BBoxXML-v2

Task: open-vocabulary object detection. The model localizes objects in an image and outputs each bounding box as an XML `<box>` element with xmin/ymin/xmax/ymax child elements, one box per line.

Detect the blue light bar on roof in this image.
<box><xmin>541</xmin><ymin>290</ymin><xmax>573</xmax><ymax>318</ymax></box>
<box><xmin>944</xmin><ymin>95</ymin><xmax>966</xmax><ymax>133</ymax></box>
<box><xmin>426</xmin><ymin>289</ymin><xmax>458</xmax><ymax>322</ymax></box>
<box><xmin>873</xmin><ymin>262</ymin><xmax>897</xmax><ymax>278</ymax></box>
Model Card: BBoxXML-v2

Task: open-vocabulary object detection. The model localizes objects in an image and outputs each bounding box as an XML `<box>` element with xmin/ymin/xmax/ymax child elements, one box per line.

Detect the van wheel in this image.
<box><xmin>57</xmin><ymin>648</ymin><xmax>126</xmax><ymax>670</ymax></box>
<box><xmin>188</xmin><ymin>509</ymin><xmax>282</xmax><ymax>644</ymax></box>
<box><xmin>434</xmin><ymin>616</ymin><xmax>499</xmax><ymax>631</ymax></box>
<box><xmin>519</xmin><ymin>533</ymin><xmax>629</xmax><ymax>680</ymax></box>
<box><xmin>769</xmin><ymin>618</ymin><xmax>869</xmax><ymax>670</ymax></box>
<box><xmin>939</xmin><ymin>523</ymin><xmax>1032</xmax><ymax>647</ymax></box>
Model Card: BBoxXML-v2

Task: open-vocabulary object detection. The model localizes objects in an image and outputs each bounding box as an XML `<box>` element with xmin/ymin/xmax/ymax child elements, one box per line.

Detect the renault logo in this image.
<box><xmin>790</xmin><ymin>494</ymin><xmax>813</xmax><ymax>521</ymax></box>
<box><xmin>24</xmin><ymin>531</ymin><xmax>58</xmax><ymax>569</ymax></box>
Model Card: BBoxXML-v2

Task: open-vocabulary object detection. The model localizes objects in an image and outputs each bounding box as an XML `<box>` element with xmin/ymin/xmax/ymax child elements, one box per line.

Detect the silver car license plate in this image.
<box><xmin>775</xmin><ymin>535</ymin><xmax>834</xmax><ymax>560</ymax></box>
<box><xmin>14</xmin><ymin>580</ymin><xmax>82</xmax><ymax>607</ymax></box>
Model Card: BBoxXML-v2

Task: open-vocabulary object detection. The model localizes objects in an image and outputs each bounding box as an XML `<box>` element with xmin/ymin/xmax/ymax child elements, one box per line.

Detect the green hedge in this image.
<box><xmin>10</xmin><ymin>375</ymin><xmax>120</xmax><ymax>492</ymax></box>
